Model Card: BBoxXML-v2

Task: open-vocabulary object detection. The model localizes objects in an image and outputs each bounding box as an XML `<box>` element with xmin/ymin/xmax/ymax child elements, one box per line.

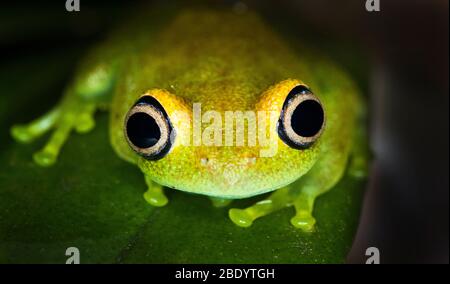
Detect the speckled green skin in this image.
<box><xmin>10</xmin><ymin>7</ymin><xmax>369</xmax><ymax>231</ymax></box>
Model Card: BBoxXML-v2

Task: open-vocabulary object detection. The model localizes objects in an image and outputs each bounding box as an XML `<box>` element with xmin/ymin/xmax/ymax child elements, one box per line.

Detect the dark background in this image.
<box><xmin>1</xmin><ymin>0</ymin><xmax>448</xmax><ymax>263</ymax></box>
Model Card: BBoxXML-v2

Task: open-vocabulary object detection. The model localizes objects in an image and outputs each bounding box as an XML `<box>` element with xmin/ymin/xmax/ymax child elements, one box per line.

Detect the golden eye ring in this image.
<box><xmin>278</xmin><ymin>85</ymin><xmax>325</xmax><ymax>149</ymax></box>
<box><xmin>124</xmin><ymin>96</ymin><xmax>175</xmax><ymax>160</ymax></box>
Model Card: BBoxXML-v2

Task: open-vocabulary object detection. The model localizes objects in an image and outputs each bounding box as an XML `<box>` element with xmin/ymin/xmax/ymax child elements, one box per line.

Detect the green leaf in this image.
<box><xmin>0</xmin><ymin>48</ymin><xmax>365</xmax><ymax>265</ymax></box>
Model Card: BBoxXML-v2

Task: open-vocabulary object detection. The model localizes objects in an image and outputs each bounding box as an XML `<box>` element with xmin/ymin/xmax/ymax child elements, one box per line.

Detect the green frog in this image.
<box><xmin>10</xmin><ymin>6</ymin><xmax>369</xmax><ymax>232</ymax></box>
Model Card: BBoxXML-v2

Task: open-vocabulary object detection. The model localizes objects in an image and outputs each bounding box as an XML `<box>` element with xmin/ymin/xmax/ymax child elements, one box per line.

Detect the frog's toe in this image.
<box><xmin>11</xmin><ymin>108</ymin><xmax>61</xmax><ymax>144</ymax></box>
<box><xmin>75</xmin><ymin>118</ymin><xmax>95</xmax><ymax>134</ymax></box>
<box><xmin>143</xmin><ymin>176</ymin><xmax>169</xmax><ymax>207</ymax></box>
<box><xmin>290</xmin><ymin>214</ymin><xmax>316</xmax><ymax>232</ymax></box>
<box><xmin>229</xmin><ymin>208</ymin><xmax>254</xmax><ymax>228</ymax></box>
<box><xmin>33</xmin><ymin>150</ymin><xmax>57</xmax><ymax>167</ymax></box>
<box><xmin>75</xmin><ymin>110</ymin><xmax>96</xmax><ymax>134</ymax></box>
<box><xmin>143</xmin><ymin>189</ymin><xmax>168</xmax><ymax>207</ymax></box>
<box><xmin>11</xmin><ymin>125</ymin><xmax>35</xmax><ymax>143</ymax></box>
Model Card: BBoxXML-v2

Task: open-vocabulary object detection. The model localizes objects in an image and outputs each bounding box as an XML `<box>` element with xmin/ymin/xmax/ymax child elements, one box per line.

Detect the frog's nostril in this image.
<box><xmin>200</xmin><ymin>157</ymin><xmax>209</xmax><ymax>166</ymax></box>
<box><xmin>199</xmin><ymin>157</ymin><xmax>257</xmax><ymax>169</ymax></box>
<box><xmin>248</xmin><ymin>157</ymin><xmax>256</xmax><ymax>165</ymax></box>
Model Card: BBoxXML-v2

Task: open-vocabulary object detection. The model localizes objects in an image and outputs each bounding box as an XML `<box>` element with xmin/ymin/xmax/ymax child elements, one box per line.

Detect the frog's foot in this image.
<box><xmin>11</xmin><ymin>101</ymin><xmax>98</xmax><ymax>167</ymax></box>
<box><xmin>348</xmin><ymin>155</ymin><xmax>370</xmax><ymax>179</ymax></box>
<box><xmin>143</xmin><ymin>175</ymin><xmax>168</xmax><ymax>207</ymax></box>
<box><xmin>290</xmin><ymin>193</ymin><xmax>317</xmax><ymax>232</ymax></box>
<box><xmin>228</xmin><ymin>187</ymin><xmax>292</xmax><ymax>228</ymax></box>
<box><xmin>210</xmin><ymin>197</ymin><xmax>232</xmax><ymax>208</ymax></box>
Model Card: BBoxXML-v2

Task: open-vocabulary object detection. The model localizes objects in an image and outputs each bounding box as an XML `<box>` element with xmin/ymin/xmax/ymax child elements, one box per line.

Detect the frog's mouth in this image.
<box><xmin>143</xmin><ymin>152</ymin><xmax>315</xmax><ymax>199</ymax></box>
<box><xmin>162</xmin><ymin>171</ymin><xmax>304</xmax><ymax>200</ymax></box>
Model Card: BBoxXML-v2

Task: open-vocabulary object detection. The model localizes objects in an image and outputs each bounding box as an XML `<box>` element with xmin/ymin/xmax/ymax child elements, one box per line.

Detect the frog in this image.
<box><xmin>10</xmin><ymin>5</ymin><xmax>369</xmax><ymax>232</ymax></box>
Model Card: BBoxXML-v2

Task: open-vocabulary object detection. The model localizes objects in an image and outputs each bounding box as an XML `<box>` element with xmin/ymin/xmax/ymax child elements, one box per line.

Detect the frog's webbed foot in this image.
<box><xmin>210</xmin><ymin>197</ymin><xmax>232</xmax><ymax>208</ymax></box>
<box><xmin>11</xmin><ymin>99</ymin><xmax>98</xmax><ymax>167</ymax></box>
<box><xmin>228</xmin><ymin>187</ymin><xmax>319</xmax><ymax>232</ymax></box>
<box><xmin>228</xmin><ymin>187</ymin><xmax>292</xmax><ymax>228</ymax></box>
<box><xmin>143</xmin><ymin>175</ymin><xmax>168</xmax><ymax>207</ymax></box>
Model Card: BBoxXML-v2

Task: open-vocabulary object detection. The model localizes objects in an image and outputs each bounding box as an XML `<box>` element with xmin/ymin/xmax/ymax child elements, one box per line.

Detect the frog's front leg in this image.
<box><xmin>229</xmin><ymin>142</ymin><xmax>352</xmax><ymax>231</ymax></box>
<box><xmin>11</xmin><ymin>94</ymin><xmax>98</xmax><ymax>166</ymax></box>
<box><xmin>288</xmin><ymin>140</ymin><xmax>353</xmax><ymax>231</ymax></box>
<box><xmin>10</xmin><ymin>62</ymin><xmax>115</xmax><ymax>167</ymax></box>
<box><xmin>289</xmin><ymin>189</ymin><xmax>318</xmax><ymax>232</ymax></box>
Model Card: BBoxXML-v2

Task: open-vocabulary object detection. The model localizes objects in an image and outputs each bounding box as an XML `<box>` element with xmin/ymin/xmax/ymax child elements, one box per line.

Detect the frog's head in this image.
<box><xmin>123</xmin><ymin>79</ymin><xmax>325</xmax><ymax>198</ymax></box>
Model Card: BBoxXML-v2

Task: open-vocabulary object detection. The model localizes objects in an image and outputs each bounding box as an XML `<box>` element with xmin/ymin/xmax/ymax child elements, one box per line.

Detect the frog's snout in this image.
<box><xmin>197</xmin><ymin>157</ymin><xmax>237</xmax><ymax>187</ymax></box>
<box><xmin>198</xmin><ymin>156</ymin><xmax>257</xmax><ymax>186</ymax></box>
<box><xmin>199</xmin><ymin>156</ymin><xmax>257</xmax><ymax>169</ymax></box>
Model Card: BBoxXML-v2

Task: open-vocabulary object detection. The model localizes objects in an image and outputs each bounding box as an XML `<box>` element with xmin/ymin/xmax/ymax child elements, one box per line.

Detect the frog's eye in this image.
<box><xmin>124</xmin><ymin>96</ymin><xmax>175</xmax><ymax>160</ymax></box>
<box><xmin>277</xmin><ymin>85</ymin><xmax>325</xmax><ymax>149</ymax></box>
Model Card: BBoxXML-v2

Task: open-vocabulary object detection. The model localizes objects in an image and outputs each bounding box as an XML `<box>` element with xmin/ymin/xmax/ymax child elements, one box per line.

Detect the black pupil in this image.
<box><xmin>126</xmin><ymin>112</ymin><xmax>161</xmax><ymax>148</ymax></box>
<box><xmin>291</xmin><ymin>100</ymin><xmax>324</xmax><ymax>137</ymax></box>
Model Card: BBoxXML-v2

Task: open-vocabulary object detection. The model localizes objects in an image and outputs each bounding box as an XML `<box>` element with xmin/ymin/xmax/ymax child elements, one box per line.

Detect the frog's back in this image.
<box><xmin>109</xmin><ymin>7</ymin><xmax>361</xmax><ymax>165</ymax></box>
